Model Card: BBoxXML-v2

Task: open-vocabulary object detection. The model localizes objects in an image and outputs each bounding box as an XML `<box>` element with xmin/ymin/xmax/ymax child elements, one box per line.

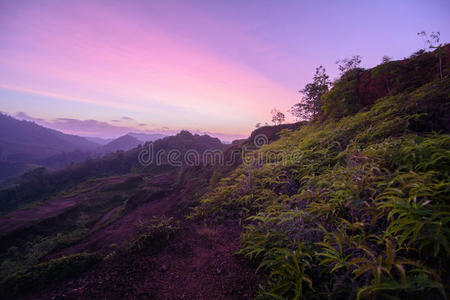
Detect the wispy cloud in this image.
<box><xmin>15</xmin><ymin>112</ymin><xmax>138</xmax><ymax>138</ymax></box>
<box><xmin>0</xmin><ymin>2</ymin><xmax>298</xmax><ymax>133</ymax></box>
<box><xmin>14</xmin><ymin>112</ymin><xmax>247</xmax><ymax>142</ymax></box>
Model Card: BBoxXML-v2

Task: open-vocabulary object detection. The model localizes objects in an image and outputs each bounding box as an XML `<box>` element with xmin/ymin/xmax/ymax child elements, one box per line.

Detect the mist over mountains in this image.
<box><xmin>0</xmin><ymin>113</ymin><xmax>175</xmax><ymax>181</ymax></box>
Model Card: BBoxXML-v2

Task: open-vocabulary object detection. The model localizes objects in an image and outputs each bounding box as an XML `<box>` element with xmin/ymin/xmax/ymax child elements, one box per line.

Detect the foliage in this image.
<box><xmin>417</xmin><ymin>31</ymin><xmax>445</xmax><ymax>80</ymax></box>
<box><xmin>322</xmin><ymin>67</ymin><xmax>365</xmax><ymax>119</ymax></box>
<box><xmin>336</xmin><ymin>55</ymin><xmax>362</xmax><ymax>75</ymax></box>
<box><xmin>0</xmin><ymin>227</ymin><xmax>89</xmax><ymax>279</ymax></box>
<box><xmin>195</xmin><ymin>75</ymin><xmax>450</xmax><ymax>299</ymax></box>
<box><xmin>290</xmin><ymin>65</ymin><xmax>331</xmax><ymax>120</ymax></box>
<box><xmin>127</xmin><ymin>215</ymin><xmax>179</xmax><ymax>252</ymax></box>
<box><xmin>0</xmin><ymin>180</ymin><xmax>129</xmax><ymax>281</ymax></box>
<box><xmin>271</xmin><ymin>108</ymin><xmax>286</xmax><ymax>125</ymax></box>
<box><xmin>0</xmin><ymin>253</ymin><xmax>101</xmax><ymax>297</ymax></box>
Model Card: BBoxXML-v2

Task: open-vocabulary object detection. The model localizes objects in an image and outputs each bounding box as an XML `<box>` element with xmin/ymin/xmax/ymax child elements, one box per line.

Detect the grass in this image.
<box><xmin>192</xmin><ymin>78</ymin><xmax>450</xmax><ymax>299</ymax></box>
<box><xmin>127</xmin><ymin>215</ymin><xmax>179</xmax><ymax>252</ymax></box>
<box><xmin>0</xmin><ymin>253</ymin><xmax>101</xmax><ymax>297</ymax></box>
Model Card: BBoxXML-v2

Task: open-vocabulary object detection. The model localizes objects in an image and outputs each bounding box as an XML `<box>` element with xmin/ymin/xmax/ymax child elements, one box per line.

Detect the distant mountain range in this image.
<box><xmin>85</xmin><ymin>137</ymin><xmax>113</xmax><ymax>145</ymax></box>
<box><xmin>0</xmin><ymin>113</ymin><xmax>168</xmax><ymax>182</ymax></box>
<box><xmin>127</xmin><ymin>132</ymin><xmax>167</xmax><ymax>142</ymax></box>
<box><xmin>85</xmin><ymin>132</ymin><xmax>166</xmax><ymax>146</ymax></box>
<box><xmin>101</xmin><ymin>134</ymin><xmax>142</xmax><ymax>153</ymax></box>
<box><xmin>0</xmin><ymin>113</ymin><xmax>98</xmax><ymax>163</ymax></box>
<box><xmin>100</xmin><ymin>132</ymin><xmax>168</xmax><ymax>153</ymax></box>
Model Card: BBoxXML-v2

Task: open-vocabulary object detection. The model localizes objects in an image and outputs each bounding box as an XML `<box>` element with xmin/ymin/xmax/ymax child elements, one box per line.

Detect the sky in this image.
<box><xmin>1</xmin><ymin>0</ymin><xmax>449</xmax><ymax>140</ymax></box>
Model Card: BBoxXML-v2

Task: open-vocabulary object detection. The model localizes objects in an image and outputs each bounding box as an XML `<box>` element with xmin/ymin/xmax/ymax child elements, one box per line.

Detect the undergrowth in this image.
<box><xmin>127</xmin><ymin>215</ymin><xmax>179</xmax><ymax>252</ymax></box>
<box><xmin>0</xmin><ymin>253</ymin><xmax>101</xmax><ymax>297</ymax></box>
<box><xmin>193</xmin><ymin>79</ymin><xmax>450</xmax><ymax>299</ymax></box>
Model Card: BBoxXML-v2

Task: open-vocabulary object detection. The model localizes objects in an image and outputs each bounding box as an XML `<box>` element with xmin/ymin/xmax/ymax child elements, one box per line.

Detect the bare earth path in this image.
<box><xmin>33</xmin><ymin>221</ymin><xmax>260</xmax><ymax>299</ymax></box>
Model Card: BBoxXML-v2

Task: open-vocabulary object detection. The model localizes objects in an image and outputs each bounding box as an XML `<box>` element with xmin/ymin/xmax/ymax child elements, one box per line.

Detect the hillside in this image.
<box><xmin>0</xmin><ymin>113</ymin><xmax>98</xmax><ymax>162</ymax></box>
<box><xmin>102</xmin><ymin>134</ymin><xmax>142</xmax><ymax>153</ymax></box>
<box><xmin>128</xmin><ymin>132</ymin><xmax>167</xmax><ymax>143</ymax></box>
<box><xmin>193</xmin><ymin>47</ymin><xmax>450</xmax><ymax>299</ymax></box>
<box><xmin>0</xmin><ymin>115</ymin><xmax>167</xmax><ymax>182</ymax></box>
<box><xmin>0</xmin><ymin>114</ymin><xmax>100</xmax><ymax>181</ymax></box>
<box><xmin>0</xmin><ymin>130</ymin><xmax>227</xmax><ymax>215</ymax></box>
<box><xmin>0</xmin><ymin>47</ymin><xmax>449</xmax><ymax>299</ymax></box>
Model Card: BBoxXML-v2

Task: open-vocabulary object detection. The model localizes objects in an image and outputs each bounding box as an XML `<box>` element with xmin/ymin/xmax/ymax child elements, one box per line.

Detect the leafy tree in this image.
<box><xmin>417</xmin><ymin>31</ymin><xmax>444</xmax><ymax>79</ymax></box>
<box><xmin>336</xmin><ymin>55</ymin><xmax>362</xmax><ymax>75</ymax></box>
<box><xmin>271</xmin><ymin>108</ymin><xmax>285</xmax><ymax>125</ymax></box>
<box><xmin>255</xmin><ymin>123</ymin><xmax>261</xmax><ymax>128</ymax></box>
<box><xmin>290</xmin><ymin>65</ymin><xmax>330</xmax><ymax>120</ymax></box>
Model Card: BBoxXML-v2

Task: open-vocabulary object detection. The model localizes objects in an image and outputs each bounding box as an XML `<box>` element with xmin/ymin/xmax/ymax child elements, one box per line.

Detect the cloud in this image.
<box><xmin>15</xmin><ymin>112</ymin><xmax>44</xmax><ymax>122</ymax></box>
<box><xmin>121</xmin><ymin>116</ymin><xmax>134</xmax><ymax>121</ymax></box>
<box><xmin>15</xmin><ymin>112</ymin><xmax>136</xmax><ymax>138</ymax></box>
<box><xmin>13</xmin><ymin>111</ymin><xmax>247</xmax><ymax>142</ymax></box>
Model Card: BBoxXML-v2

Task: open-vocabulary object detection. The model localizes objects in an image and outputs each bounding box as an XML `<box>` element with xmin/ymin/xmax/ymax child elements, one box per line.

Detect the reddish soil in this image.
<box><xmin>33</xmin><ymin>221</ymin><xmax>260</xmax><ymax>299</ymax></box>
<box><xmin>6</xmin><ymin>172</ymin><xmax>261</xmax><ymax>299</ymax></box>
<box><xmin>52</xmin><ymin>195</ymin><xmax>176</xmax><ymax>257</ymax></box>
<box><xmin>0</xmin><ymin>178</ymin><xmax>126</xmax><ymax>235</ymax></box>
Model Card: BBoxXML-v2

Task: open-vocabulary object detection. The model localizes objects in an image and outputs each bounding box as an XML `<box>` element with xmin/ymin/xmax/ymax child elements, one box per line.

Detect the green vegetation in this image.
<box><xmin>0</xmin><ymin>182</ymin><xmax>129</xmax><ymax>280</ymax></box>
<box><xmin>0</xmin><ymin>44</ymin><xmax>448</xmax><ymax>299</ymax></box>
<box><xmin>194</xmin><ymin>73</ymin><xmax>450</xmax><ymax>299</ymax></box>
<box><xmin>127</xmin><ymin>216</ymin><xmax>179</xmax><ymax>252</ymax></box>
<box><xmin>0</xmin><ymin>227</ymin><xmax>89</xmax><ymax>279</ymax></box>
<box><xmin>0</xmin><ymin>253</ymin><xmax>101</xmax><ymax>297</ymax></box>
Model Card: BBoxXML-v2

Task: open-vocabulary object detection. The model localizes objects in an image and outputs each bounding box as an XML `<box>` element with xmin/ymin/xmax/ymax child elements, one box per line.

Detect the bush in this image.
<box><xmin>127</xmin><ymin>216</ymin><xmax>178</xmax><ymax>252</ymax></box>
<box><xmin>0</xmin><ymin>253</ymin><xmax>101</xmax><ymax>297</ymax></box>
<box><xmin>194</xmin><ymin>78</ymin><xmax>450</xmax><ymax>299</ymax></box>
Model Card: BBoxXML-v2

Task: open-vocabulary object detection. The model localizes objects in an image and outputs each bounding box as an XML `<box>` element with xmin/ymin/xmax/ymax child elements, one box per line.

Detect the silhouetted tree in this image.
<box><xmin>336</xmin><ymin>55</ymin><xmax>362</xmax><ymax>75</ymax></box>
<box><xmin>381</xmin><ymin>55</ymin><xmax>392</xmax><ymax>64</ymax></box>
<box><xmin>418</xmin><ymin>31</ymin><xmax>444</xmax><ymax>79</ymax></box>
<box><xmin>290</xmin><ymin>65</ymin><xmax>330</xmax><ymax>120</ymax></box>
<box><xmin>271</xmin><ymin>108</ymin><xmax>285</xmax><ymax>125</ymax></box>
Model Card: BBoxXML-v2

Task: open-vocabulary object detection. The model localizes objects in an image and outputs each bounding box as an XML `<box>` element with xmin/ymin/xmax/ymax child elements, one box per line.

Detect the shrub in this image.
<box><xmin>194</xmin><ymin>78</ymin><xmax>450</xmax><ymax>299</ymax></box>
<box><xmin>0</xmin><ymin>253</ymin><xmax>101</xmax><ymax>297</ymax></box>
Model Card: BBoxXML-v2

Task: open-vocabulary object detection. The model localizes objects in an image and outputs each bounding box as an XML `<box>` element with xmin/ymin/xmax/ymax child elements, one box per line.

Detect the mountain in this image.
<box><xmin>0</xmin><ymin>114</ymin><xmax>100</xmax><ymax>181</ymax></box>
<box><xmin>0</xmin><ymin>113</ymin><xmax>98</xmax><ymax>163</ymax></box>
<box><xmin>0</xmin><ymin>130</ymin><xmax>227</xmax><ymax>214</ymax></box>
<box><xmin>127</xmin><ymin>132</ymin><xmax>167</xmax><ymax>142</ymax></box>
<box><xmin>150</xmin><ymin>130</ymin><xmax>225</xmax><ymax>153</ymax></box>
<box><xmin>89</xmin><ymin>133</ymin><xmax>166</xmax><ymax>153</ymax></box>
<box><xmin>101</xmin><ymin>134</ymin><xmax>142</xmax><ymax>153</ymax></box>
<box><xmin>0</xmin><ymin>46</ymin><xmax>449</xmax><ymax>299</ymax></box>
<box><xmin>85</xmin><ymin>137</ymin><xmax>113</xmax><ymax>145</ymax></box>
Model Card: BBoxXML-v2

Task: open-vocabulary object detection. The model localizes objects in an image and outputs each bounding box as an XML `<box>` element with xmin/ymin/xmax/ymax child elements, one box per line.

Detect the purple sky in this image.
<box><xmin>1</xmin><ymin>0</ymin><xmax>449</xmax><ymax>140</ymax></box>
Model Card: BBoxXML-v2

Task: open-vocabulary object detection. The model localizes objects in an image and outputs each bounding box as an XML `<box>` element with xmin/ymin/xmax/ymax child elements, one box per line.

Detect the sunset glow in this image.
<box><xmin>1</xmin><ymin>0</ymin><xmax>449</xmax><ymax>139</ymax></box>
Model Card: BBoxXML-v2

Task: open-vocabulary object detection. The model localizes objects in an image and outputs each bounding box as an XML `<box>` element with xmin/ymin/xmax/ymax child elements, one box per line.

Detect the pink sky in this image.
<box><xmin>1</xmin><ymin>0</ymin><xmax>449</xmax><ymax>140</ymax></box>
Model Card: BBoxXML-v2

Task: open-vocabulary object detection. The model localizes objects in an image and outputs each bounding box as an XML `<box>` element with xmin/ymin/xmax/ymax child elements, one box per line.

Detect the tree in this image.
<box><xmin>417</xmin><ymin>31</ymin><xmax>444</xmax><ymax>79</ymax></box>
<box><xmin>271</xmin><ymin>108</ymin><xmax>285</xmax><ymax>125</ymax></box>
<box><xmin>255</xmin><ymin>123</ymin><xmax>261</xmax><ymax>128</ymax></box>
<box><xmin>290</xmin><ymin>65</ymin><xmax>330</xmax><ymax>120</ymax></box>
<box><xmin>378</xmin><ymin>55</ymin><xmax>393</xmax><ymax>93</ymax></box>
<box><xmin>381</xmin><ymin>55</ymin><xmax>392</xmax><ymax>64</ymax></box>
<box><xmin>336</xmin><ymin>55</ymin><xmax>362</xmax><ymax>75</ymax></box>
